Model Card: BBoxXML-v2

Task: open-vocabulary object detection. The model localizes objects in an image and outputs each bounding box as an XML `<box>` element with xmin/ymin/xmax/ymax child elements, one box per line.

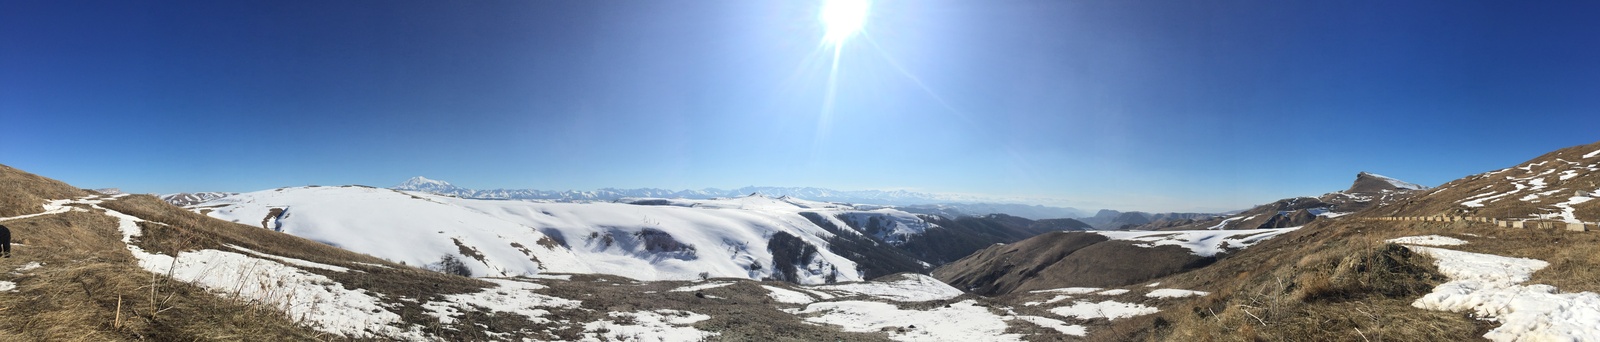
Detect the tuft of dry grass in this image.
<box><xmin>1289</xmin><ymin>242</ymin><xmax>1442</xmax><ymax>303</ymax></box>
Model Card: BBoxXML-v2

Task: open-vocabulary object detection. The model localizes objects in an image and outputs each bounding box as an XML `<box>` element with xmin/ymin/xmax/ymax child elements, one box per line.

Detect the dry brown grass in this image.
<box><xmin>1100</xmin><ymin>219</ymin><xmax>1496</xmax><ymax>341</ymax></box>
<box><xmin>0</xmin><ymin>164</ymin><xmax>88</xmax><ymax>217</ymax></box>
<box><xmin>526</xmin><ymin>275</ymin><xmax>898</xmax><ymax>341</ymax></box>
<box><xmin>1363</xmin><ymin>140</ymin><xmax>1600</xmax><ymax>222</ymax></box>
<box><xmin>1075</xmin><ymin>212</ymin><xmax>1600</xmax><ymax>341</ymax></box>
<box><xmin>0</xmin><ymin>209</ymin><xmax>329</xmax><ymax>341</ymax></box>
<box><xmin>0</xmin><ymin>168</ymin><xmax>502</xmax><ymax>342</ymax></box>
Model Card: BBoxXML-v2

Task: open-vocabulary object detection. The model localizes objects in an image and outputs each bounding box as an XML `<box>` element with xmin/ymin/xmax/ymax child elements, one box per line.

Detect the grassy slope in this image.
<box><xmin>1095</xmin><ymin>216</ymin><xmax>1600</xmax><ymax>341</ymax></box>
<box><xmin>1105</xmin><ymin>218</ymin><xmax>1486</xmax><ymax>341</ymax></box>
<box><xmin>1367</xmin><ymin>140</ymin><xmax>1600</xmax><ymax>222</ymax></box>
<box><xmin>0</xmin><ymin>164</ymin><xmax>88</xmax><ymax>217</ymax></box>
<box><xmin>0</xmin><ymin>164</ymin><xmax>502</xmax><ymax>340</ymax></box>
<box><xmin>1072</xmin><ymin>141</ymin><xmax>1600</xmax><ymax>341</ymax></box>
<box><xmin>0</xmin><ymin>205</ymin><xmax>333</xmax><ymax>341</ymax></box>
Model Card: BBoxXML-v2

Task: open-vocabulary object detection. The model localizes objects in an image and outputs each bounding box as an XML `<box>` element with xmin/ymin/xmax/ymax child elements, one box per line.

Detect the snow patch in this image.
<box><xmin>1386</xmin><ymin>235</ymin><xmax>1469</xmax><ymax>247</ymax></box>
<box><xmin>139</xmin><ymin>249</ymin><xmax>418</xmax><ymax>338</ymax></box>
<box><xmin>1553</xmin><ymin>195</ymin><xmax>1594</xmax><ymax>224</ymax></box>
<box><xmin>227</xmin><ymin>244</ymin><xmax>350</xmax><ymax>272</ymax></box>
<box><xmin>1146</xmin><ymin>289</ymin><xmax>1211</xmax><ymax>298</ymax></box>
<box><xmin>1010</xmin><ymin>315</ymin><xmax>1087</xmax><ymax>336</ymax></box>
<box><xmin>797</xmin><ymin>300</ymin><xmax>1021</xmax><ymax>341</ymax></box>
<box><xmin>580</xmin><ymin>309</ymin><xmax>718</xmax><ymax>342</ymax></box>
<box><xmin>1031</xmin><ymin>287</ymin><xmax>1101</xmax><ymax>295</ymax></box>
<box><xmin>1406</xmin><ymin>246</ymin><xmax>1600</xmax><ymax>341</ymax></box>
<box><xmin>1096</xmin><ymin>289</ymin><xmax>1130</xmax><ymax>296</ymax></box>
<box><xmin>1206</xmin><ymin>216</ymin><xmax>1244</xmax><ymax>230</ymax></box>
<box><xmin>13</xmin><ymin>262</ymin><xmax>43</xmax><ymax>272</ymax></box>
<box><xmin>1093</xmin><ymin>228</ymin><xmax>1300</xmax><ymax>257</ymax></box>
<box><xmin>525</xmin><ymin>273</ymin><xmax>573</xmax><ymax>280</ymax></box>
<box><xmin>668</xmin><ymin>281</ymin><xmax>734</xmax><ymax>293</ymax></box>
<box><xmin>761</xmin><ymin>285</ymin><xmax>816</xmax><ymax>304</ymax></box>
<box><xmin>1024</xmin><ymin>295</ymin><xmax>1074</xmax><ymax>306</ymax></box>
<box><xmin>1365</xmin><ymin>172</ymin><xmax>1430</xmax><ymax>190</ymax></box>
<box><xmin>1560</xmin><ymin>170</ymin><xmax>1581</xmax><ymax>181</ymax></box>
<box><xmin>1050</xmin><ymin>300</ymin><xmax>1159</xmax><ymax>320</ymax></box>
<box><xmin>807</xmin><ymin>273</ymin><xmax>963</xmax><ymax>302</ymax></box>
<box><xmin>0</xmin><ymin>199</ymin><xmax>82</xmax><ymax>222</ymax></box>
<box><xmin>0</xmin><ymin>281</ymin><xmax>14</xmax><ymax>292</ymax></box>
<box><xmin>422</xmin><ymin>278</ymin><xmax>580</xmax><ymax>326</ymax></box>
<box><xmin>1461</xmin><ymin>191</ymin><xmax>1507</xmax><ymax>208</ymax></box>
<box><xmin>1318</xmin><ymin>211</ymin><xmax>1351</xmax><ymax>218</ymax></box>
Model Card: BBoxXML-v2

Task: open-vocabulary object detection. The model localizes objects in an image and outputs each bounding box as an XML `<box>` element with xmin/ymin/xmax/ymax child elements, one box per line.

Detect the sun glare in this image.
<box><xmin>820</xmin><ymin>0</ymin><xmax>869</xmax><ymax>47</ymax></box>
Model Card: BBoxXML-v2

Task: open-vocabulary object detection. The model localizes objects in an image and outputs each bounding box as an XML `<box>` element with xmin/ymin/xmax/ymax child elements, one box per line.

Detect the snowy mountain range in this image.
<box><xmin>393</xmin><ymin>176</ymin><xmax>1090</xmax><ymax>218</ymax></box>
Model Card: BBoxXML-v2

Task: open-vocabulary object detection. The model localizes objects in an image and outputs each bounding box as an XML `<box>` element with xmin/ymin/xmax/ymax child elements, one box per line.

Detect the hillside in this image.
<box><xmin>0</xmin><ymin>164</ymin><xmax>1125</xmax><ymax>341</ymax></box>
<box><xmin>899</xmin><ymin>203</ymin><xmax>1090</xmax><ymax>220</ymax></box>
<box><xmin>190</xmin><ymin>188</ymin><xmax>1074</xmax><ymax>284</ymax></box>
<box><xmin>934</xmin><ymin>228</ymin><xmax>1297</xmax><ymax>296</ymax></box>
<box><xmin>941</xmin><ymin>140</ymin><xmax>1600</xmax><ymax>340</ymax></box>
<box><xmin>0</xmin><ymin>164</ymin><xmax>490</xmax><ymax>339</ymax></box>
<box><xmin>1365</xmin><ymin>142</ymin><xmax>1600</xmax><ymax>224</ymax></box>
<box><xmin>1079</xmin><ymin>210</ymin><xmax>1220</xmax><ymax>230</ymax></box>
<box><xmin>1126</xmin><ymin>171</ymin><xmax>1430</xmax><ymax>231</ymax></box>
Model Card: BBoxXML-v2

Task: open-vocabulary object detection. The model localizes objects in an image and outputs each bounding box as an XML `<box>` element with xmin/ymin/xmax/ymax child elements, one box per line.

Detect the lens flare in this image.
<box><xmin>820</xmin><ymin>0</ymin><xmax>869</xmax><ymax>48</ymax></box>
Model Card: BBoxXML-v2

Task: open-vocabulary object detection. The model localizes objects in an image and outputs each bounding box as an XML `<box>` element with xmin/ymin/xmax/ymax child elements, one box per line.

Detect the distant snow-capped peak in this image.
<box><xmin>396</xmin><ymin>176</ymin><xmax>460</xmax><ymax>191</ymax></box>
<box><xmin>1357</xmin><ymin>172</ymin><xmax>1429</xmax><ymax>191</ymax></box>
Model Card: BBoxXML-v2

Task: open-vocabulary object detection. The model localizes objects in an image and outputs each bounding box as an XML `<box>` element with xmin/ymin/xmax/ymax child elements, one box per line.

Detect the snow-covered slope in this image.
<box><xmin>1092</xmin><ymin>227</ymin><xmax>1301</xmax><ymax>257</ymax></box>
<box><xmin>196</xmin><ymin>187</ymin><xmax>953</xmax><ymax>284</ymax></box>
<box><xmin>160</xmin><ymin>191</ymin><xmax>237</xmax><ymax>206</ymax></box>
<box><xmin>443</xmin><ymin>194</ymin><xmax>867</xmax><ymax>283</ymax></box>
<box><xmin>200</xmin><ymin>186</ymin><xmax>591</xmax><ymax>278</ymax></box>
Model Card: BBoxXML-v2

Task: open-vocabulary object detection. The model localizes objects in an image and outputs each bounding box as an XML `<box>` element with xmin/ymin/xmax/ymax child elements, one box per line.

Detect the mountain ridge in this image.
<box><xmin>391</xmin><ymin>176</ymin><xmax>1092</xmax><ymax>218</ymax></box>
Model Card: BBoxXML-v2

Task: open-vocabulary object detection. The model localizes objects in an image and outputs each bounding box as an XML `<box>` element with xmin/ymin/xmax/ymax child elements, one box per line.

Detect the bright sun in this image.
<box><xmin>820</xmin><ymin>0</ymin><xmax>869</xmax><ymax>47</ymax></box>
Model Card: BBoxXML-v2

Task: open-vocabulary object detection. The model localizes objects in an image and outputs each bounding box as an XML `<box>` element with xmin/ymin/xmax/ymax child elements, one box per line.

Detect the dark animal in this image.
<box><xmin>0</xmin><ymin>224</ymin><xmax>9</xmax><ymax>258</ymax></box>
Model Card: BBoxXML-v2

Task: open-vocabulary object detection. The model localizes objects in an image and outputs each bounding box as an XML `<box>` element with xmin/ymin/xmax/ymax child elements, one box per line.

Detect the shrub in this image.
<box><xmin>428</xmin><ymin>254</ymin><xmax>473</xmax><ymax>277</ymax></box>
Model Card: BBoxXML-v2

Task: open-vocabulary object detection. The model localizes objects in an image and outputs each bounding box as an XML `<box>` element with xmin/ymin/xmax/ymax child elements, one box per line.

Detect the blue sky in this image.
<box><xmin>3</xmin><ymin>0</ymin><xmax>1598</xmax><ymax>212</ymax></box>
